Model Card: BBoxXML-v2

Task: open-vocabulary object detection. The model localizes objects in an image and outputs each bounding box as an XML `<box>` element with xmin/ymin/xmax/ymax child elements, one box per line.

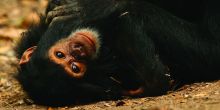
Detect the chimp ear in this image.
<box><xmin>19</xmin><ymin>46</ymin><xmax>37</xmax><ymax>65</ymax></box>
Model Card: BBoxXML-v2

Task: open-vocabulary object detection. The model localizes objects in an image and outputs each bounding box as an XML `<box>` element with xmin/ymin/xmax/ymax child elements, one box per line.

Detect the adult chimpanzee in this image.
<box><xmin>46</xmin><ymin>0</ymin><xmax>205</xmax><ymax>24</ymax></box>
<box><xmin>146</xmin><ymin>0</ymin><xmax>205</xmax><ymax>23</ymax></box>
<box><xmin>16</xmin><ymin>0</ymin><xmax>220</xmax><ymax>106</ymax></box>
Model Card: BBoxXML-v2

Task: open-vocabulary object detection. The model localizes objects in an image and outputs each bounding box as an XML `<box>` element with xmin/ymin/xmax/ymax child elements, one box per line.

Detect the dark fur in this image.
<box><xmin>16</xmin><ymin>0</ymin><xmax>220</xmax><ymax>105</ymax></box>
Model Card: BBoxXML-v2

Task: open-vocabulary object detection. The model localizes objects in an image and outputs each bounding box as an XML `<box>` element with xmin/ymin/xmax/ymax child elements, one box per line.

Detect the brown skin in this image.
<box><xmin>19</xmin><ymin>46</ymin><xmax>37</xmax><ymax>65</ymax></box>
<box><xmin>48</xmin><ymin>31</ymin><xmax>97</xmax><ymax>79</ymax></box>
<box><xmin>123</xmin><ymin>87</ymin><xmax>145</xmax><ymax>96</ymax></box>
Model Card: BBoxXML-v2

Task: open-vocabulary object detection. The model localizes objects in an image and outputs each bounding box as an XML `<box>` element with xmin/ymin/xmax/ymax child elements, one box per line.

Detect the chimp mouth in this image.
<box><xmin>77</xmin><ymin>33</ymin><xmax>96</xmax><ymax>52</ymax></box>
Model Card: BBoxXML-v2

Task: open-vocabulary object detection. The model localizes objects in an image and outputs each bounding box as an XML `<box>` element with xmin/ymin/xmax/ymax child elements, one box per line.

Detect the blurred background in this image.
<box><xmin>0</xmin><ymin>0</ymin><xmax>48</xmax><ymax>107</ymax></box>
<box><xmin>0</xmin><ymin>0</ymin><xmax>47</xmax><ymax>73</ymax></box>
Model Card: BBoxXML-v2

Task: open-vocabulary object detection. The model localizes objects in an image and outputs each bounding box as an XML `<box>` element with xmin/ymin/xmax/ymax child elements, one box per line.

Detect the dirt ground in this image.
<box><xmin>0</xmin><ymin>0</ymin><xmax>220</xmax><ymax>110</ymax></box>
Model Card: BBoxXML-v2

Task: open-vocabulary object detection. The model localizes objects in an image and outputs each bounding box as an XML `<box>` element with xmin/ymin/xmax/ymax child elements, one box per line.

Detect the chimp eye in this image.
<box><xmin>72</xmin><ymin>64</ymin><xmax>80</xmax><ymax>73</ymax></box>
<box><xmin>55</xmin><ymin>51</ymin><xmax>65</xmax><ymax>59</ymax></box>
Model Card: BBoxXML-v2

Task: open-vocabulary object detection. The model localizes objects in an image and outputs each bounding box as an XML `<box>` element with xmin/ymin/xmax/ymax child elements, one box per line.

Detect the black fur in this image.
<box><xmin>16</xmin><ymin>0</ymin><xmax>220</xmax><ymax>105</ymax></box>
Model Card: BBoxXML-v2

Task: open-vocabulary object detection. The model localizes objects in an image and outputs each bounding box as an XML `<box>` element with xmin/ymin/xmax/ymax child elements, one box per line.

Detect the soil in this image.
<box><xmin>0</xmin><ymin>0</ymin><xmax>219</xmax><ymax>110</ymax></box>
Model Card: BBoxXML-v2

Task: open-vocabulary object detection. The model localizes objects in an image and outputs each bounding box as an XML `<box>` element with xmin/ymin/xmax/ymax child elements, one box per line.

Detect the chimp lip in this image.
<box><xmin>76</xmin><ymin>33</ymin><xmax>96</xmax><ymax>52</ymax></box>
